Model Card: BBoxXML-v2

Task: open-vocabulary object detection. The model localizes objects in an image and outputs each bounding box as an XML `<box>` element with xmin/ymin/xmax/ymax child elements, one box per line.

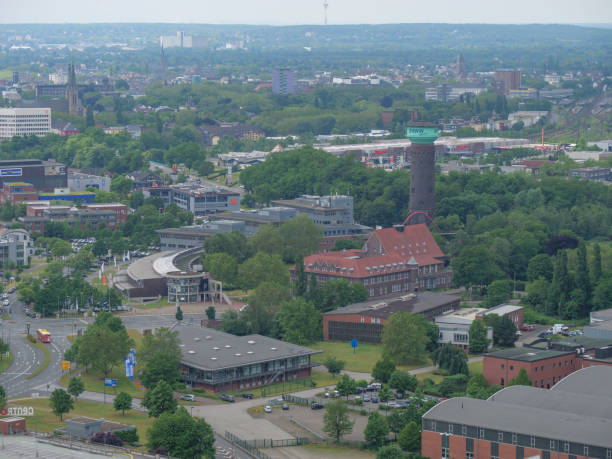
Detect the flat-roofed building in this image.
<box><xmin>0</xmin><ymin>108</ymin><xmax>51</xmax><ymax>139</ymax></box>
<box><xmin>176</xmin><ymin>326</ymin><xmax>321</xmax><ymax>392</ymax></box>
<box><xmin>421</xmin><ymin>366</ymin><xmax>612</xmax><ymax>459</ymax></box>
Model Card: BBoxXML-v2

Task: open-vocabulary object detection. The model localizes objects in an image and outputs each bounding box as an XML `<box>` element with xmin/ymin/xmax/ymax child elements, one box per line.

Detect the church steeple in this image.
<box><xmin>66</xmin><ymin>63</ymin><xmax>80</xmax><ymax>116</ymax></box>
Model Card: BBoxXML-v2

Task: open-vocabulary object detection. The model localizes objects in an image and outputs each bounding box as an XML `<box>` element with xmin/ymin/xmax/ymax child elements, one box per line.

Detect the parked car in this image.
<box><xmin>219</xmin><ymin>394</ymin><xmax>235</xmax><ymax>403</ymax></box>
<box><xmin>371</xmin><ymin>395</ymin><xmax>379</xmax><ymax>403</ymax></box>
<box><xmin>242</xmin><ymin>393</ymin><xmax>254</xmax><ymax>399</ymax></box>
<box><xmin>369</xmin><ymin>382</ymin><xmax>382</xmax><ymax>391</ymax></box>
<box><xmin>386</xmin><ymin>402</ymin><xmax>401</xmax><ymax>409</ymax></box>
<box><xmin>356</xmin><ymin>387</ymin><xmax>365</xmax><ymax>394</ymax></box>
<box><xmin>180</xmin><ymin>394</ymin><xmax>195</xmax><ymax>401</ymax></box>
<box><xmin>363</xmin><ymin>395</ymin><xmax>371</xmax><ymax>402</ymax></box>
<box><xmin>310</xmin><ymin>402</ymin><xmax>324</xmax><ymax>410</ymax></box>
<box><xmin>395</xmin><ymin>392</ymin><xmax>404</xmax><ymax>399</ymax></box>
<box><xmin>333</xmin><ymin>390</ymin><xmax>340</xmax><ymax>397</ymax></box>
<box><xmin>264</xmin><ymin>405</ymin><xmax>272</xmax><ymax>413</ymax></box>
<box><xmin>282</xmin><ymin>404</ymin><xmax>289</xmax><ymax>411</ymax></box>
<box><xmin>324</xmin><ymin>392</ymin><xmax>330</xmax><ymax>398</ymax></box>
<box><xmin>520</xmin><ymin>325</ymin><xmax>534</xmax><ymax>331</ymax></box>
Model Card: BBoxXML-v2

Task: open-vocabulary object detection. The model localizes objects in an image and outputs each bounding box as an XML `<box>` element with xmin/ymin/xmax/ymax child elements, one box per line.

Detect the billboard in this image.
<box><xmin>45</xmin><ymin>165</ymin><xmax>66</xmax><ymax>176</ymax></box>
<box><xmin>0</xmin><ymin>168</ymin><xmax>22</xmax><ymax>177</ymax></box>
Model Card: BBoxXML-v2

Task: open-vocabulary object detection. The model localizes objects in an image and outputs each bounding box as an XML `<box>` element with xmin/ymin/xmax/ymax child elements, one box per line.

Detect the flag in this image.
<box><xmin>98</xmin><ymin>270</ymin><xmax>101</xmax><ymax>280</ymax></box>
<box><xmin>114</xmin><ymin>256</ymin><xmax>117</xmax><ymax>267</ymax></box>
<box><xmin>101</xmin><ymin>262</ymin><xmax>105</xmax><ymax>273</ymax></box>
<box><xmin>127</xmin><ymin>251</ymin><xmax>130</xmax><ymax>261</ymax></box>
<box><xmin>102</xmin><ymin>275</ymin><xmax>107</xmax><ymax>287</ymax></box>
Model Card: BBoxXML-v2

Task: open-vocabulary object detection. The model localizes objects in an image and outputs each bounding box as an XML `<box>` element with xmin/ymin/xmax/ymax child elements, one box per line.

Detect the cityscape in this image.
<box><xmin>0</xmin><ymin>2</ymin><xmax>611</xmax><ymax>458</ymax></box>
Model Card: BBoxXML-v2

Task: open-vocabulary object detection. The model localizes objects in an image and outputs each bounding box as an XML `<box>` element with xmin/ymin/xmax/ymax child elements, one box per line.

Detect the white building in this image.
<box><xmin>508</xmin><ymin>111</ymin><xmax>549</xmax><ymax>127</ymax></box>
<box><xmin>435</xmin><ymin>308</ymin><xmax>494</xmax><ymax>350</ymax></box>
<box><xmin>160</xmin><ymin>31</ymin><xmax>192</xmax><ymax>48</ymax></box>
<box><xmin>0</xmin><ymin>108</ymin><xmax>51</xmax><ymax>140</ymax></box>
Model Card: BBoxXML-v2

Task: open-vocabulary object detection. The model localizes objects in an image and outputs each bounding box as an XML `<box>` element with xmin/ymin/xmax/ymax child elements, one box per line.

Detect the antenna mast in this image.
<box><xmin>324</xmin><ymin>0</ymin><xmax>329</xmax><ymax>25</ymax></box>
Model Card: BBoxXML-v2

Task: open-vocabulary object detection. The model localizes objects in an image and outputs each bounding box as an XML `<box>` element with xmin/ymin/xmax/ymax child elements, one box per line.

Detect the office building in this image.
<box><xmin>176</xmin><ymin>326</ymin><xmax>320</xmax><ymax>393</ymax></box>
<box><xmin>0</xmin><ymin>182</ymin><xmax>38</xmax><ymax>204</ymax></box>
<box><xmin>495</xmin><ymin>70</ymin><xmax>521</xmax><ymax>94</ymax></box>
<box><xmin>0</xmin><ymin>159</ymin><xmax>66</xmax><ymax>191</ymax></box>
<box><xmin>421</xmin><ymin>366</ymin><xmax>612</xmax><ymax>459</ymax></box>
<box><xmin>0</xmin><ymin>228</ymin><xmax>31</xmax><ymax>266</ymax></box>
<box><xmin>143</xmin><ymin>183</ymin><xmax>240</xmax><ymax>216</ymax></box>
<box><xmin>272</xmin><ymin>68</ymin><xmax>296</xmax><ymax>95</ymax></box>
<box><xmin>160</xmin><ymin>31</ymin><xmax>193</xmax><ymax>48</ymax></box>
<box><xmin>569</xmin><ymin>167</ymin><xmax>612</xmax><ymax>182</ymax></box>
<box><xmin>435</xmin><ymin>308</ymin><xmax>494</xmax><ymax>351</ymax></box>
<box><xmin>68</xmin><ymin>172</ymin><xmax>110</xmax><ymax>193</ymax></box>
<box><xmin>0</xmin><ymin>108</ymin><xmax>51</xmax><ymax>139</ymax></box>
<box><xmin>323</xmin><ymin>292</ymin><xmax>460</xmax><ymax>342</ymax></box>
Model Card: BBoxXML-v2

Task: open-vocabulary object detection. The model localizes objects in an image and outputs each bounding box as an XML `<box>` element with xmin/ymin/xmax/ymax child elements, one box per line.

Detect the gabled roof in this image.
<box><xmin>303</xmin><ymin>250</ymin><xmax>415</xmax><ymax>279</ymax></box>
<box><xmin>371</xmin><ymin>224</ymin><xmax>446</xmax><ymax>266</ymax></box>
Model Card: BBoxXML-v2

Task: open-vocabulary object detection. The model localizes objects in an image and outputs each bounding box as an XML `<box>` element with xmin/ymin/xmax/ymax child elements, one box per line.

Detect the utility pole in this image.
<box><xmin>323</xmin><ymin>0</ymin><xmax>329</xmax><ymax>25</ymax></box>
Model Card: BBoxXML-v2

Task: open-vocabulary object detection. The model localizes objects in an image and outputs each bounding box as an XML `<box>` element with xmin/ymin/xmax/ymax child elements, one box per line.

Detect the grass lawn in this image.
<box><xmin>298</xmin><ymin>444</ymin><xmax>375</xmax><ymax>458</ymax></box>
<box><xmin>129</xmin><ymin>297</ymin><xmax>174</xmax><ymax>309</ymax></box>
<box><xmin>0</xmin><ymin>352</ymin><xmax>13</xmax><ymax>374</ymax></box>
<box><xmin>25</xmin><ymin>337</ymin><xmax>51</xmax><ymax>380</ymax></box>
<box><xmin>310</xmin><ymin>341</ymin><xmax>432</xmax><ymax>374</ymax></box>
<box><xmin>228</xmin><ymin>370</ymin><xmax>339</xmax><ymax>399</ymax></box>
<box><xmin>2</xmin><ymin>313</ymin><xmax>9</xmax><ymax>320</ymax></box>
<box><xmin>59</xmin><ymin>365</ymin><xmax>146</xmax><ymax>399</ymax></box>
<box><xmin>90</xmin><ymin>269</ymin><xmax>116</xmax><ymax>286</ymax></box>
<box><xmin>416</xmin><ymin>360</ymin><xmax>483</xmax><ymax>385</ymax></box>
<box><xmin>7</xmin><ymin>398</ymin><xmax>154</xmax><ymax>439</ymax></box>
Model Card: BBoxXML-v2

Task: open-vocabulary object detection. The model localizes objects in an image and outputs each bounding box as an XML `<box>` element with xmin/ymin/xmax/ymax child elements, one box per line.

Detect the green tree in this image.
<box><xmin>398</xmin><ymin>421</ymin><xmax>421</xmax><ymax>452</ymax></box>
<box><xmin>237</xmin><ymin>252</ymin><xmax>289</xmax><ymax>290</ymax></box>
<box><xmin>432</xmin><ymin>346</ymin><xmax>469</xmax><ymax>376</ymax></box>
<box><xmin>364</xmin><ymin>411</ymin><xmax>389</xmax><ymax>448</ymax></box>
<box><xmin>138</xmin><ymin>327</ymin><xmax>181</xmax><ymax>364</ymax></box>
<box><xmin>378</xmin><ymin>386</ymin><xmax>393</xmax><ymax>402</ymax></box>
<box><xmin>593</xmin><ymin>275</ymin><xmax>612</xmax><ymax>311</ymax></box>
<box><xmin>387</xmin><ymin>410</ymin><xmax>407</xmax><ymax>440</ymax></box>
<box><xmin>277</xmin><ymin>298</ymin><xmax>321</xmax><ymax>345</ymax></box>
<box><xmin>49</xmin><ymin>388</ymin><xmax>74</xmax><ymax>421</ymax></box>
<box><xmin>110</xmin><ymin>175</ymin><xmax>134</xmax><ymax>197</ymax></box>
<box><xmin>147</xmin><ymin>406</ymin><xmax>215</xmax><ymax>459</ymax></box>
<box><xmin>468</xmin><ymin>319</ymin><xmax>490</xmax><ymax>354</ymax></box>
<box><xmin>382</xmin><ymin>312</ymin><xmax>430</xmax><ymax>365</ymax></box>
<box><xmin>372</xmin><ymin>357</ymin><xmax>397</xmax><ymax>383</ymax></box>
<box><xmin>437</xmin><ymin>374</ymin><xmax>468</xmax><ymax>397</ymax></box>
<box><xmin>335</xmin><ymin>374</ymin><xmax>357</xmax><ymax>398</ymax></box>
<box><xmin>202</xmin><ymin>252</ymin><xmax>238</xmax><ymax>286</ymax></box>
<box><xmin>140</xmin><ymin>351</ymin><xmax>181</xmax><ymax>389</ymax></box>
<box><xmin>324</xmin><ymin>356</ymin><xmax>345</xmax><ymax>378</ymax></box>
<box><xmin>142</xmin><ymin>380</ymin><xmax>177</xmax><ymax>418</ymax></box>
<box><xmin>323</xmin><ymin>400</ymin><xmax>354</xmax><ymax>442</ymax></box>
<box><xmin>67</xmin><ymin>377</ymin><xmax>85</xmax><ymax>401</ymax></box>
<box><xmin>0</xmin><ymin>384</ymin><xmax>6</xmax><ymax>411</ymax></box>
<box><xmin>575</xmin><ymin>242</ymin><xmax>591</xmax><ymax>315</ymax></box>
<box><xmin>452</xmin><ymin>246</ymin><xmax>505</xmax><ymax>289</ymax></box>
<box><xmin>315</xmin><ymin>279</ymin><xmax>368</xmax><ymax>313</ymax></box>
<box><xmin>527</xmin><ymin>254</ymin><xmax>553</xmax><ymax>282</ymax></box>
<box><xmin>175</xmin><ymin>306</ymin><xmax>183</xmax><ymax>321</ymax></box>
<box><xmin>376</xmin><ymin>446</ymin><xmax>404</xmax><ymax>459</ymax></box>
<box><xmin>86</xmin><ymin>105</ymin><xmax>95</xmax><ymax>127</ymax></box>
<box><xmin>205</xmin><ymin>306</ymin><xmax>216</xmax><ymax>320</ymax></box>
<box><xmin>388</xmin><ymin>370</ymin><xmax>417</xmax><ymax>395</ymax></box>
<box><xmin>484</xmin><ymin>279</ymin><xmax>513</xmax><ymax>307</ymax></box>
<box><xmin>246</xmin><ymin>281</ymin><xmax>290</xmax><ymax>335</ymax></box>
<box><xmin>467</xmin><ymin>373</ymin><xmax>499</xmax><ymax>399</ymax></box>
<box><xmin>278</xmin><ymin>215</ymin><xmax>323</xmax><ymax>262</ymax></box>
<box><xmin>77</xmin><ymin>320</ymin><xmax>134</xmax><ymax>377</ymax></box>
<box><xmin>114</xmin><ymin>392</ymin><xmax>133</xmax><ymax>416</ymax></box>
<box><xmin>294</xmin><ymin>256</ymin><xmax>307</xmax><ymax>297</ymax></box>
<box><xmin>483</xmin><ymin>314</ymin><xmax>518</xmax><ymax>347</ymax></box>
<box><xmin>221</xmin><ymin>309</ymin><xmax>251</xmax><ymax>336</ymax></box>
<box><xmin>592</xmin><ymin>243</ymin><xmax>602</xmax><ymax>283</ymax></box>
<box><xmin>508</xmin><ymin>368</ymin><xmax>532</xmax><ymax>386</ymax></box>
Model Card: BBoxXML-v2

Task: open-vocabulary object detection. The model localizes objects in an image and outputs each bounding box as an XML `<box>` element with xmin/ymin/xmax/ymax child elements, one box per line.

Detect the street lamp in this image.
<box><xmin>25</xmin><ymin>322</ymin><xmax>30</xmax><ymax>336</ymax></box>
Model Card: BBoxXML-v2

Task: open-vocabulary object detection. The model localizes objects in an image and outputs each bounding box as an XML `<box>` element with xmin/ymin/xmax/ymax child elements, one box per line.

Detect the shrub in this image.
<box><xmin>91</xmin><ymin>432</ymin><xmax>123</xmax><ymax>447</ymax></box>
<box><xmin>115</xmin><ymin>429</ymin><xmax>139</xmax><ymax>445</ymax></box>
<box><xmin>360</xmin><ymin>409</ymin><xmax>368</xmax><ymax>416</ymax></box>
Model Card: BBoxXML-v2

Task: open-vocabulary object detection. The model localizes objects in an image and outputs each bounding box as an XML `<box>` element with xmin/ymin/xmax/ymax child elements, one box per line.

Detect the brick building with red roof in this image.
<box><xmin>297</xmin><ymin>224</ymin><xmax>452</xmax><ymax>299</ymax></box>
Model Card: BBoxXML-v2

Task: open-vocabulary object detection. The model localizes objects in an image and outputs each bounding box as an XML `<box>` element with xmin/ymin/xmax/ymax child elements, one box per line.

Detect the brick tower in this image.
<box><xmin>66</xmin><ymin>63</ymin><xmax>79</xmax><ymax>116</ymax></box>
<box><xmin>406</xmin><ymin>122</ymin><xmax>439</xmax><ymax>225</ymax></box>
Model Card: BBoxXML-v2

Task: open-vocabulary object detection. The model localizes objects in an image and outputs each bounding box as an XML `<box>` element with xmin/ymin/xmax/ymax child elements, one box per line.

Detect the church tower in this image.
<box><xmin>66</xmin><ymin>63</ymin><xmax>80</xmax><ymax>116</ymax></box>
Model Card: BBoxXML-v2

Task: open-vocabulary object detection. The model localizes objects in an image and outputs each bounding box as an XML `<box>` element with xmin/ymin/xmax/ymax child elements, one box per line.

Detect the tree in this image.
<box><xmin>424</xmin><ymin>321</ymin><xmax>440</xmax><ymax>352</ymax></box>
<box><xmin>388</xmin><ymin>370</ymin><xmax>417</xmax><ymax>395</ymax></box>
<box><xmin>202</xmin><ymin>252</ymin><xmax>238</xmax><ymax>286</ymax></box>
<box><xmin>593</xmin><ymin>275</ymin><xmax>612</xmax><ymax>311</ymax></box>
<box><xmin>277</xmin><ymin>298</ymin><xmax>321</xmax><ymax>345</ymax></box>
<box><xmin>147</xmin><ymin>406</ymin><xmax>215</xmax><ymax>459</ymax></box>
<box><xmin>364</xmin><ymin>411</ymin><xmax>389</xmax><ymax>448</ymax></box>
<box><xmin>140</xmin><ymin>351</ymin><xmax>181</xmax><ymax>389</ymax></box>
<box><xmin>379</xmin><ymin>386</ymin><xmax>393</xmax><ymax>402</ymax></box>
<box><xmin>138</xmin><ymin>327</ymin><xmax>181</xmax><ymax>364</ymax></box>
<box><xmin>49</xmin><ymin>388</ymin><xmax>74</xmax><ymax>421</ymax></box>
<box><xmin>246</xmin><ymin>281</ymin><xmax>290</xmax><ymax>336</ymax></box>
<box><xmin>335</xmin><ymin>374</ymin><xmax>357</xmax><ymax>398</ymax></box>
<box><xmin>86</xmin><ymin>105</ymin><xmax>95</xmax><ymax>127</ymax></box>
<box><xmin>468</xmin><ymin>319</ymin><xmax>490</xmax><ymax>354</ymax></box>
<box><xmin>484</xmin><ymin>279</ymin><xmax>513</xmax><ymax>307</ymax></box>
<box><xmin>142</xmin><ymin>380</ymin><xmax>177</xmax><ymax>417</ymax></box>
<box><xmin>314</xmin><ymin>279</ymin><xmax>368</xmax><ymax>313</ymax></box>
<box><xmin>438</xmin><ymin>374</ymin><xmax>469</xmax><ymax>397</ymax></box>
<box><xmin>278</xmin><ymin>215</ymin><xmax>323</xmax><ymax>262</ymax></box>
<box><xmin>483</xmin><ymin>314</ymin><xmax>517</xmax><ymax>347</ymax></box>
<box><xmin>382</xmin><ymin>312</ymin><xmax>430</xmax><ymax>365</ymax></box>
<box><xmin>527</xmin><ymin>254</ymin><xmax>553</xmax><ymax>282</ymax></box>
<box><xmin>237</xmin><ymin>252</ymin><xmax>289</xmax><ymax>290</ymax></box>
<box><xmin>67</xmin><ymin>377</ymin><xmax>85</xmax><ymax>401</ymax></box>
<box><xmin>467</xmin><ymin>373</ymin><xmax>499</xmax><ymax>399</ymax></box>
<box><xmin>376</xmin><ymin>446</ymin><xmax>404</xmax><ymax>459</ymax></box>
<box><xmin>387</xmin><ymin>410</ymin><xmax>407</xmax><ymax>440</ymax></box>
<box><xmin>592</xmin><ymin>243</ymin><xmax>602</xmax><ymax>283</ymax></box>
<box><xmin>205</xmin><ymin>306</ymin><xmax>216</xmax><ymax>320</ymax></box>
<box><xmin>77</xmin><ymin>320</ymin><xmax>133</xmax><ymax>377</ymax></box>
<box><xmin>372</xmin><ymin>357</ymin><xmax>396</xmax><ymax>383</ymax></box>
<box><xmin>323</xmin><ymin>400</ymin><xmax>354</xmax><ymax>443</ymax></box>
<box><xmin>452</xmin><ymin>246</ymin><xmax>505</xmax><ymax>289</ymax></box>
<box><xmin>324</xmin><ymin>356</ymin><xmax>345</xmax><ymax>378</ymax></box>
<box><xmin>114</xmin><ymin>392</ymin><xmax>133</xmax><ymax>416</ymax></box>
<box><xmin>175</xmin><ymin>306</ymin><xmax>183</xmax><ymax>321</ymax></box>
<box><xmin>294</xmin><ymin>256</ymin><xmax>307</xmax><ymax>297</ymax></box>
<box><xmin>575</xmin><ymin>242</ymin><xmax>591</xmax><ymax>314</ymax></box>
<box><xmin>0</xmin><ymin>384</ymin><xmax>6</xmax><ymax>411</ymax></box>
<box><xmin>508</xmin><ymin>368</ymin><xmax>532</xmax><ymax>387</ymax></box>
<box><xmin>432</xmin><ymin>346</ymin><xmax>469</xmax><ymax>376</ymax></box>
<box><xmin>221</xmin><ymin>309</ymin><xmax>251</xmax><ymax>336</ymax></box>
<box><xmin>398</xmin><ymin>421</ymin><xmax>421</xmax><ymax>452</ymax></box>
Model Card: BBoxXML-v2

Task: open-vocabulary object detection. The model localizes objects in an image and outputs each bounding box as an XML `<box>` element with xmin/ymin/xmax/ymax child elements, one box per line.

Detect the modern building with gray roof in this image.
<box><xmin>421</xmin><ymin>366</ymin><xmax>612</xmax><ymax>459</ymax></box>
<box><xmin>176</xmin><ymin>326</ymin><xmax>321</xmax><ymax>393</ymax></box>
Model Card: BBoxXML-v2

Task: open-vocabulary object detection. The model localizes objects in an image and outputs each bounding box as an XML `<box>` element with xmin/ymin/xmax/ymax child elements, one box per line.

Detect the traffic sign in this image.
<box><xmin>61</xmin><ymin>361</ymin><xmax>71</xmax><ymax>371</ymax></box>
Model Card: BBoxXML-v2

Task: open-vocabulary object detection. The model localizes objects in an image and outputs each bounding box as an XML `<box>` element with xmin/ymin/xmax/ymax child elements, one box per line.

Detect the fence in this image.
<box><xmin>224</xmin><ymin>431</ymin><xmax>310</xmax><ymax>457</ymax></box>
<box><xmin>224</xmin><ymin>431</ymin><xmax>272</xmax><ymax>459</ymax></box>
<box><xmin>282</xmin><ymin>394</ymin><xmax>314</xmax><ymax>407</ymax></box>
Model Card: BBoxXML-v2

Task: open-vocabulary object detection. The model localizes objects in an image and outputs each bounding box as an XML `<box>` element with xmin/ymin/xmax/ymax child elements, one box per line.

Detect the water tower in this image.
<box><xmin>406</xmin><ymin>122</ymin><xmax>439</xmax><ymax>225</ymax></box>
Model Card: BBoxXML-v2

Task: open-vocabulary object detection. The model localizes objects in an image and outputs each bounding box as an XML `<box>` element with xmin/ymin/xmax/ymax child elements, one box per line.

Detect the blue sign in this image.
<box><xmin>0</xmin><ymin>168</ymin><xmax>22</xmax><ymax>177</ymax></box>
<box><xmin>104</xmin><ymin>378</ymin><xmax>117</xmax><ymax>387</ymax></box>
<box><xmin>124</xmin><ymin>357</ymin><xmax>134</xmax><ymax>380</ymax></box>
<box><xmin>351</xmin><ymin>339</ymin><xmax>358</xmax><ymax>353</ymax></box>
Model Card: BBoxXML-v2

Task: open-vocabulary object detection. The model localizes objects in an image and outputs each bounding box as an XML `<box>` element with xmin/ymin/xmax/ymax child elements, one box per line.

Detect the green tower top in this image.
<box><xmin>406</xmin><ymin>122</ymin><xmax>439</xmax><ymax>144</ymax></box>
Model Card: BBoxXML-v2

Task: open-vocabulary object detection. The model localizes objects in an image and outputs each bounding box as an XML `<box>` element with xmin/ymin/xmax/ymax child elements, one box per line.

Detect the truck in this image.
<box><xmin>552</xmin><ymin>324</ymin><xmax>568</xmax><ymax>334</ymax></box>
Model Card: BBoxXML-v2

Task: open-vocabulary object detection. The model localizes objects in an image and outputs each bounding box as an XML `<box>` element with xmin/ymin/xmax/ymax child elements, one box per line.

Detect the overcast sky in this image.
<box><xmin>2</xmin><ymin>0</ymin><xmax>612</xmax><ymax>24</ymax></box>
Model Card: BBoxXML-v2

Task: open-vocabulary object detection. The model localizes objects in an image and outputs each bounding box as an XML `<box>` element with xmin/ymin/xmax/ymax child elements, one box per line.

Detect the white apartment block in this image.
<box><xmin>0</xmin><ymin>108</ymin><xmax>51</xmax><ymax>140</ymax></box>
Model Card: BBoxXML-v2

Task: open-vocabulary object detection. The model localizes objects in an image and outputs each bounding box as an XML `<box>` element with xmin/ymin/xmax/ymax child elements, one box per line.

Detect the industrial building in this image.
<box><xmin>323</xmin><ymin>292</ymin><xmax>460</xmax><ymax>343</ymax></box>
<box><xmin>0</xmin><ymin>159</ymin><xmax>67</xmax><ymax>191</ymax></box>
<box><xmin>19</xmin><ymin>202</ymin><xmax>128</xmax><ymax>233</ymax></box>
<box><xmin>0</xmin><ymin>108</ymin><xmax>51</xmax><ymax>139</ymax></box>
<box><xmin>68</xmin><ymin>172</ymin><xmax>111</xmax><ymax>192</ymax></box>
<box><xmin>176</xmin><ymin>326</ymin><xmax>320</xmax><ymax>393</ymax></box>
<box><xmin>157</xmin><ymin>220</ymin><xmax>246</xmax><ymax>251</ymax></box>
<box><xmin>421</xmin><ymin>366</ymin><xmax>612</xmax><ymax>459</ymax></box>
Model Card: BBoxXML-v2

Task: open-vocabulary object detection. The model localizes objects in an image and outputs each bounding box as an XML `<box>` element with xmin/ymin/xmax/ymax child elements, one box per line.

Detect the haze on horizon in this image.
<box><xmin>3</xmin><ymin>0</ymin><xmax>612</xmax><ymax>25</ymax></box>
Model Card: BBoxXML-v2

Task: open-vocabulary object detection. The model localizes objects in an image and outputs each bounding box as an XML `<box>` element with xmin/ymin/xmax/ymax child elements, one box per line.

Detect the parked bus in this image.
<box><xmin>36</xmin><ymin>329</ymin><xmax>51</xmax><ymax>343</ymax></box>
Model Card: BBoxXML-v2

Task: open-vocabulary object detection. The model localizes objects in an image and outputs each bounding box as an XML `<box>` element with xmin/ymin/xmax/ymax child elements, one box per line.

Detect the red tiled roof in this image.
<box><xmin>372</xmin><ymin>224</ymin><xmax>446</xmax><ymax>266</ymax></box>
<box><xmin>303</xmin><ymin>251</ymin><xmax>415</xmax><ymax>278</ymax></box>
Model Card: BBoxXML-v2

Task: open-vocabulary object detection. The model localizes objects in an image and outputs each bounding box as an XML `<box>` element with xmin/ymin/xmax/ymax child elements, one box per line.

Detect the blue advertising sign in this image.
<box><xmin>0</xmin><ymin>168</ymin><xmax>22</xmax><ymax>177</ymax></box>
<box><xmin>351</xmin><ymin>338</ymin><xmax>358</xmax><ymax>353</ymax></box>
<box><xmin>104</xmin><ymin>378</ymin><xmax>117</xmax><ymax>387</ymax></box>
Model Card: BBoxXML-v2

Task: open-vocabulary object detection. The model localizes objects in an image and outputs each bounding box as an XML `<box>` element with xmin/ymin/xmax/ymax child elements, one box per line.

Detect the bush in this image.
<box><xmin>149</xmin><ymin>446</ymin><xmax>168</xmax><ymax>455</ymax></box>
<box><xmin>173</xmin><ymin>382</ymin><xmax>187</xmax><ymax>391</ymax></box>
<box><xmin>26</xmin><ymin>334</ymin><xmax>36</xmax><ymax>343</ymax></box>
<box><xmin>360</xmin><ymin>409</ymin><xmax>368</xmax><ymax>416</ymax></box>
<box><xmin>115</xmin><ymin>429</ymin><xmax>139</xmax><ymax>445</ymax></box>
<box><xmin>91</xmin><ymin>432</ymin><xmax>123</xmax><ymax>447</ymax></box>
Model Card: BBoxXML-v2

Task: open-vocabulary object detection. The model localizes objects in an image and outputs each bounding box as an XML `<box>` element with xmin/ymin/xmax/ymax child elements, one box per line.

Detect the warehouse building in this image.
<box><xmin>0</xmin><ymin>159</ymin><xmax>67</xmax><ymax>191</ymax></box>
<box><xmin>177</xmin><ymin>326</ymin><xmax>321</xmax><ymax>393</ymax></box>
<box><xmin>421</xmin><ymin>366</ymin><xmax>612</xmax><ymax>459</ymax></box>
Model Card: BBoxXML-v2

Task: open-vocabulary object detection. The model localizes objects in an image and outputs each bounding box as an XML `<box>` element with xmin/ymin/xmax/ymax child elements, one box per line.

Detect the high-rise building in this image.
<box><xmin>0</xmin><ymin>108</ymin><xmax>51</xmax><ymax>139</ymax></box>
<box><xmin>406</xmin><ymin>123</ymin><xmax>439</xmax><ymax>224</ymax></box>
<box><xmin>495</xmin><ymin>70</ymin><xmax>521</xmax><ymax>94</ymax></box>
<box><xmin>12</xmin><ymin>71</ymin><xmax>19</xmax><ymax>85</ymax></box>
<box><xmin>66</xmin><ymin>63</ymin><xmax>80</xmax><ymax>116</ymax></box>
<box><xmin>272</xmin><ymin>68</ymin><xmax>296</xmax><ymax>95</ymax></box>
<box><xmin>456</xmin><ymin>53</ymin><xmax>466</xmax><ymax>77</ymax></box>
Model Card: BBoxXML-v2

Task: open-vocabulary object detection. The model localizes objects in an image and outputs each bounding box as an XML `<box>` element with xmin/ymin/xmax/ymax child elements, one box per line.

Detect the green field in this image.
<box><xmin>416</xmin><ymin>360</ymin><xmax>483</xmax><ymax>385</ymax></box>
<box><xmin>7</xmin><ymin>397</ymin><xmax>153</xmax><ymax>438</ymax></box>
<box><xmin>129</xmin><ymin>297</ymin><xmax>175</xmax><ymax>309</ymax></box>
<box><xmin>298</xmin><ymin>444</ymin><xmax>375</xmax><ymax>458</ymax></box>
<box><xmin>310</xmin><ymin>341</ymin><xmax>432</xmax><ymax>374</ymax></box>
<box><xmin>25</xmin><ymin>337</ymin><xmax>51</xmax><ymax>380</ymax></box>
<box><xmin>0</xmin><ymin>352</ymin><xmax>13</xmax><ymax>374</ymax></box>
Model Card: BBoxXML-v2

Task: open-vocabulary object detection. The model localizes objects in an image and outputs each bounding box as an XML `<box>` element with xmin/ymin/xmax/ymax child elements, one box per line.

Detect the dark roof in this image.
<box><xmin>324</xmin><ymin>292</ymin><xmax>460</xmax><ymax>319</ymax></box>
<box><xmin>177</xmin><ymin>326</ymin><xmax>320</xmax><ymax>371</ymax></box>
<box><xmin>552</xmin><ymin>366</ymin><xmax>612</xmax><ymax>399</ymax></box>
<box><xmin>271</xmin><ymin>199</ymin><xmax>345</xmax><ymax>212</ymax></box>
<box><xmin>484</xmin><ymin>347</ymin><xmax>573</xmax><ymax>362</ymax></box>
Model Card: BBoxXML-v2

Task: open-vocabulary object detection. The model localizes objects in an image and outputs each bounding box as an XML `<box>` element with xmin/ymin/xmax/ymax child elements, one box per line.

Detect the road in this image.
<box><xmin>0</xmin><ymin>290</ymin><xmax>207</xmax><ymax>398</ymax></box>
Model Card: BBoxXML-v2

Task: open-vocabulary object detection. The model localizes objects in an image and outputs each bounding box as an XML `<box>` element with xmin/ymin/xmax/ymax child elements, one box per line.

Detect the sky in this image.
<box><xmin>2</xmin><ymin>0</ymin><xmax>612</xmax><ymax>25</ymax></box>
